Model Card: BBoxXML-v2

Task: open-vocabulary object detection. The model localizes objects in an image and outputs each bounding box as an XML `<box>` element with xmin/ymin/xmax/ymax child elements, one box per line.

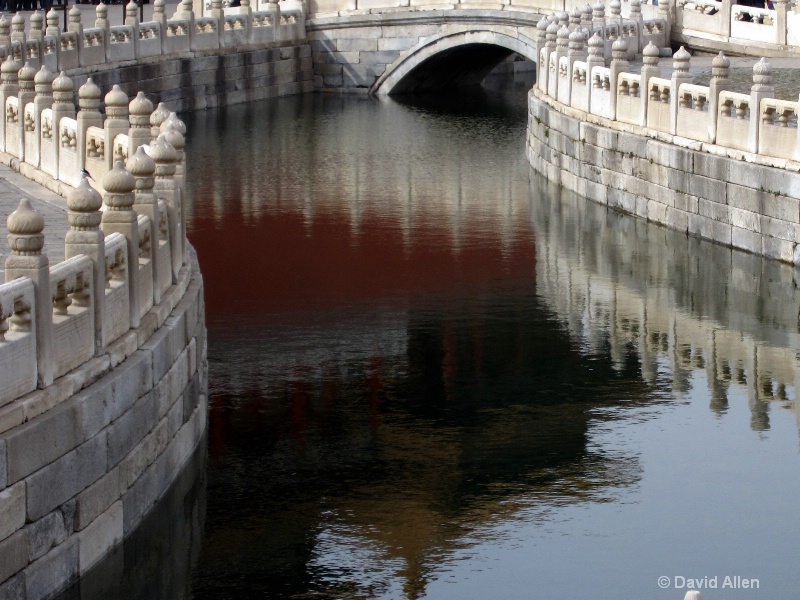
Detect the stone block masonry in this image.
<box><xmin>0</xmin><ymin>251</ymin><xmax>207</xmax><ymax>600</ymax></box>
<box><xmin>68</xmin><ymin>46</ymin><xmax>315</xmax><ymax>113</ymax></box>
<box><xmin>527</xmin><ymin>89</ymin><xmax>800</xmax><ymax>265</ymax></box>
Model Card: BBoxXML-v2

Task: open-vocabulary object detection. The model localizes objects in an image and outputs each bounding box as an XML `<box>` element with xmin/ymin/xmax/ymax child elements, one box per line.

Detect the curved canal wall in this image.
<box><xmin>527</xmin><ymin>35</ymin><xmax>800</xmax><ymax>265</ymax></box>
<box><xmin>0</xmin><ymin>72</ymin><xmax>207</xmax><ymax>597</ymax></box>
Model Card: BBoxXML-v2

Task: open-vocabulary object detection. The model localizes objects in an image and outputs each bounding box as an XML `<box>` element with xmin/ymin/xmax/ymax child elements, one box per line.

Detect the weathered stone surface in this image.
<box><xmin>24</xmin><ymin>537</ymin><xmax>78</xmax><ymax>600</ymax></box>
<box><xmin>0</xmin><ymin>530</ymin><xmax>29</xmax><ymax>583</ymax></box>
<box><xmin>28</xmin><ymin>511</ymin><xmax>69</xmax><ymax>561</ymax></box>
<box><xmin>0</xmin><ymin>440</ymin><xmax>6</xmax><ymax>490</ymax></box>
<box><xmin>0</xmin><ymin>573</ymin><xmax>24</xmax><ymax>600</ymax></box>
<box><xmin>5</xmin><ymin>400</ymin><xmax>85</xmax><ymax>486</ymax></box>
<box><xmin>74</xmin><ymin>469</ymin><xmax>122</xmax><ymax>532</ymax></box>
<box><xmin>78</xmin><ymin>501</ymin><xmax>123</xmax><ymax>575</ymax></box>
<box><xmin>107</xmin><ymin>392</ymin><xmax>159</xmax><ymax>469</ymax></box>
<box><xmin>0</xmin><ymin>483</ymin><xmax>25</xmax><ymax>542</ymax></box>
<box><xmin>26</xmin><ymin>433</ymin><xmax>108</xmax><ymax>522</ymax></box>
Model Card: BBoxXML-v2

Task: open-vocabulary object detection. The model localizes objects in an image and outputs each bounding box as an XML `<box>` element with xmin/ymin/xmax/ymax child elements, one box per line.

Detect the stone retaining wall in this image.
<box><xmin>0</xmin><ymin>251</ymin><xmax>207</xmax><ymax>600</ymax></box>
<box><xmin>527</xmin><ymin>88</ymin><xmax>800</xmax><ymax>265</ymax></box>
<box><xmin>69</xmin><ymin>45</ymin><xmax>314</xmax><ymax>112</ymax></box>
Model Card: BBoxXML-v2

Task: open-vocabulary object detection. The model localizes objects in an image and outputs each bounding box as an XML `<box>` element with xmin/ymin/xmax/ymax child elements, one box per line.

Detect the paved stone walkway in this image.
<box><xmin>0</xmin><ymin>163</ymin><xmax>68</xmax><ymax>280</ymax></box>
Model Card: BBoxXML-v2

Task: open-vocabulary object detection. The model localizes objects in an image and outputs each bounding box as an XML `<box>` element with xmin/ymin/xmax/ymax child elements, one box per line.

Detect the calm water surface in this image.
<box><xmin>59</xmin><ymin>76</ymin><xmax>800</xmax><ymax>600</ymax></box>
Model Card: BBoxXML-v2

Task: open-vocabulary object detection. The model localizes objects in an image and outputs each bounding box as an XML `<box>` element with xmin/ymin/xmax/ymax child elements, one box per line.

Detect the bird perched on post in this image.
<box><xmin>80</xmin><ymin>168</ymin><xmax>93</xmax><ymax>181</ymax></box>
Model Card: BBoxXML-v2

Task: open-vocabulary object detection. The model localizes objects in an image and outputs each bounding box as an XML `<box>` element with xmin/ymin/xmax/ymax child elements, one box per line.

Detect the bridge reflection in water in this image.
<box><xmin>58</xmin><ymin>76</ymin><xmax>800</xmax><ymax>599</ymax></box>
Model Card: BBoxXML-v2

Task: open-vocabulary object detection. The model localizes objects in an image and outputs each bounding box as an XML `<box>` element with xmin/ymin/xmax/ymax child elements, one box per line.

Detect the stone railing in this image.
<box><xmin>536</xmin><ymin>22</ymin><xmax>800</xmax><ymax>163</ymax></box>
<box><xmin>0</xmin><ymin>79</ymin><xmax>207</xmax><ymax>600</ymax></box>
<box><xmin>0</xmin><ymin>75</ymin><xmax>188</xmax><ymax>409</ymax></box>
<box><xmin>0</xmin><ymin>0</ymin><xmax>305</xmax><ymax>76</ymax></box>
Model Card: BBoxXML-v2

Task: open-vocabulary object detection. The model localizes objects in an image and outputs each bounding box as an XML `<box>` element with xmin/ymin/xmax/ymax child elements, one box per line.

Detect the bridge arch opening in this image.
<box><xmin>371</xmin><ymin>31</ymin><xmax>538</xmax><ymax>95</ymax></box>
<box><xmin>387</xmin><ymin>44</ymin><xmax>517</xmax><ymax>94</ymax></box>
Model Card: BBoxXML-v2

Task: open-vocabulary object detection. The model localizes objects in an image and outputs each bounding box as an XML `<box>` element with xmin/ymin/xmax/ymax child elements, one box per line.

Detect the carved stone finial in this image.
<box><xmin>557</xmin><ymin>25</ymin><xmax>570</xmax><ymax>48</ymax></box>
<box><xmin>588</xmin><ymin>32</ymin><xmax>604</xmax><ymax>58</ymax></box>
<box><xmin>127</xmin><ymin>146</ymin><xmax>156</xmax><ymax>195</ymax></box>
<box><xmin>546</xmin><ymin>19</ymin><xmax>559</xmax><ymax>42</ymax></box>
<box><xmin>34</xmin><ymin>64</ymin><xmax>55</xmax><ymax>95</ymax></box>
<box><xmin>610</xmin><ymin>0</ymin><xmax>621</xmax><ymax>16</ymax></box>
<box><xmin>753</xmin><ymin>57</ymin><xmax>772</xmax><ymax>86</ymax></box>
<box><xmin>159</xmin><ymin>122</ymin><xmax>185</xmax><ymax>155</ymax></box>
<box><xmin>46</xmin><ymin>7</ymin><xmax>60</xmax><ymax>32</ymax></box>
<box><xmin>78</xmin><ymin>77</ymin><xmax>102</xmax><ymax>111</ymax></box>
<box><xmin>67</xmin><ymin>176</ymin><xmax>103</xmax><ymax>230</ymax></box>
<box><xmin>153</xmin><ymin>0</ymin><xmax>165</xmax><ymax>18</ymax></box>
<box><xmin>569</xmin><ymin>29</ymin><xmax>585</xmax><ymax>52</ymax></box>
<box><xmin>592</xmin><ymin>0</ymin><xmax>605</xmax><ymax>19</ymax></box>
<box><xmin>105</xmin><ymin>85</ymin><xmax>129</xmax><ymax>118</ymax></box>
<box><xmin>711</xmin><ymin>51</ymin><xmax>730</xmax><ymax>80</ymax></box>
<box><xmin>672</xmin><ymin>46</ymin><xmax>691</xmax><ymax>74</ymax></box>
<box><xmin>52</xmin><ymin>71</ymin><xmax>74</xmax><ymax>106</ymax></box>
<box><xmin>630</xmin><ymin>0</ymin><xmax>641</xmax><ymax>17</ymax></box>
<box><xmin>30</xmin><ymin>11</ymin><xmax>44</xmax><ymax>31</ymax></box>
<box><xmin>126</xmin><ymin>0</ymin><xmax>138</xmax><ymax>19</ymax></box>
<box><xmin>18</xmin><ymin>62</ymin><xmax>36</xmax><ymax>92</ymax></box>
<box><xmin>643</xmin><ymin>41</ymin><xmax>660</xmax><ymax>67</ymax></box>
<box><xmin>0</xmin><ymin>14</ymin><xmax>10</xmax><ymax>37</ymax></box>
<box><xmin>7</xmin><ymin>199</ymin><xmax>44</xmax><ymax>255</ymax></box>
<box><xmin>582</xmin><ymin>2</ymin><xmax>593</xmax><ymax>18</ymax></box>
<box><xmin>1</xmin><ymin>56</ymin><xmax>21</xmax><ymax>86</ymax></box>
<box><xmin>129</xmin><ymin>91</ymin><xmax>154</xmax><ymax>123</ymax></box>
<box><xmin>570</xmin><ymin>8</ymin><xmax>581</xmax><ymax>26</ymax></box>
<box><xmin>102</xmin><ymin>161</ymin><xmax>136</xmax><ymax>207</ymax></box>
<box><xmin>11</xmin><ymin>12</ymin><xmax>25</xmax><ymax>33</ymax></box>
<box><xmin>150</xmin><ymin>102</ymin><xmax>171</xmax><ymax>132</ymax></box>
<box><xmin>150</xmin><ymin>135</ymin><xmax>178</xmax><ymax>177</ymax></box>
<box><xmin>69</xmin><ymin>5</ymin><xmax>81</xmax><ymax>24</ymax></box>
<box><xmin>161</xmin><ymin>111</ymin><xmax>186</xmax><ymax>137</ymax></box>
<box><xmin>557</xmin><ymin>10</ymin><xmax>569</xmax><ymax>25</ymax></box>
<box><xmin>612</xmin><ymin>37</ymin><xmax>627</xmax><ymax>60</ymax></box>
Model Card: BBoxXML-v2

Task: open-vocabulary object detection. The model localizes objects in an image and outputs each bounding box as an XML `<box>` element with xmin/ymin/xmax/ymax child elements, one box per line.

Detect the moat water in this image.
<box><xmin>59</xmin><ymin>75</ymin><xmax>800</xmax><ymax>600</ymax></box>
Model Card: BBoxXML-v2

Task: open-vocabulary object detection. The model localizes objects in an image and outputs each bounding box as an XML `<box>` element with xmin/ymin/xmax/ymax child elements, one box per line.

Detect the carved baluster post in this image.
<box><xmin>581</xmin><ymin>2</ymin><xmax>593</xmax><ymax>29</ymax></box>
<box><xmin>629</xmin><ymin>0</ymin><xmax>643</xmax><ymax>55</ymax></box>
<box><xmin>68</xmin><ymin>6</ymin><xmax>83</xmax><ymax>67</ymax></box>
<box><xmin>152</xmin><ymin>0</ymin><xmax>167</xmax><ymax>49</ymax></box>
<box><xmin>670</xmin><ymin>46</ymin><xmax>692</xmax><ymax>135</ymax></box>
<box><xmin>640</xmin><ymin>41</ymin><xmax>661</xmax><ymax>126</ymax></box>
<box><xmin>585</xmin><ymin>32</ymin><xmax>605</xmax><ymax>113</ymax></box>
<box><xmin>150</xmin><ymin>135</ymin><xmax>180</xmax><ymax>281</ymax></box>
<box><xmin>569</xmin><ymin>7</ymin><xmax>581</xmax><ymax>30</ymax></box>
<box><xmin>266</xmin><ymin>0</ymin><xmax>280</xmax><ymax>32</ymax></box>
<box><xmin>0</xmin><ymin>15</ymin><xmax>11</xmax><ymax>49</ymax></box>
<box><xmin>51</xmin><ymin>71</ymin><xmax>76</xmax><ymax>178</ymax></box>
<box><xmin>65</xmin><ymin>176</ymin><xmax>105</xmax><ymax>353</ymax></box>
<box><xmin>29</xmin><ymin>12</ymin><xmax>45</xmax><ymax>65</ymax></box>
<box><xmin>101</xmin><ymin>162</ymin><xmax>140</xmax><ymax>328</ymax></box>
<box><xmin>178</xmin><ymin>0</ymin><xmax>196</xmax><ymax>51</ymax></box>
<box><xmin>534</xmin><ymin>16</ymin><xmax>550</xmax><ymax>91</ymax></box>
<box><xmin>240</xmin><ymin>0</ymin><xmax>253</xmax><ymax>42</ymax></box>
<box><xmin>592</xmin><ymin>0</ymin><xmax>606</xmax><ymax>31</ymax></box>
<box><xmin>45</xmin><ymin>9</ymin><xmax>61</xmax><ymax>64</ymax></box>
<box><xmin>708</xmin><ymin>51</ymin><xmax>730</xmax><ymax>143</ymax></box>
<box><xmin>103</xmin><ymin>85</ymin><xmax>129</xmax><ymax>172</ymax></box>
<box><xmin>125</xmin><ymin>1</ymin><xmax>141</xmax><ymax>59</ymax></box>
<box><xmin>565</xmin><ymin>29</ymin><xmax>586</xmax><ymax>107</ymax></box>
<box><xmin>609</xmin><ymin>37</ymin><xmax>629</xmax><ymax>119</ymax></box>
<box><xmin>127</xmin><ymin>147</ymin><xmax>161</xmax><ymax>304</ymax></box>
<box><xmin>658</xmin><ymin>0</ymin><xmax>671</xmax><ymax>44</ymax></box>
<box><xmin>95</xmin><ymin>4</ymin><xmax>111</xmax><ymax>62</ymax></box>
<box><xmin>775</xmin><ymin>0</ymin><xmax>788</xmax><ymax>47</ymax></box>
<box><xmin>128</xmin><ymin>91</ymin><xmax>153</xmax><ymax>156</ymax></box>
<box><xmin>550</xmin><ymin>25</ymin><xmax>569</xmax><ymax>99</ymax></box>
<box><xmin>609</xmin><ymin>0</ymin><xmax>622</xmax><ymax>26</ymax></box>
<box><xmin>29</xmin><ymin>65</ymin><xmax>55</xmax><ymax>168</ymax></box>
<box><xmin>159</xmin><ymin>115</ymin><xmax>186</xmax><ymax>265</ymax></box>
<box><xmin>750</xmin><ymin>58</ymin><xmax>773</xmax><ymax>154</ymax></box>
<box><xmin>543</xmin><ymin>20</ymin><xmax>559</xmax><ymax>96</ymax></box>
<box><xmin>15</xmin><ymin>62</ymin><xmax>35</xmax><ymax>161</ymax></box>
<box><xmin>77</xmin><ymin>78</ymin><xmax>102</xmax><ymax>174</ymax></box>
<box><xmin>0</xmin><ymin>57</ymin><xmax>21</xmax><ymax>154</ymax></box>
<box><xmin>11</xmin><ymin>14</ymin><xmax>27</xmax><ymax>59</ymax></box>
<box><xmin>5</xmin><ymin>199</ymin><xmax>53</xmax><ymax>387</ymax></box>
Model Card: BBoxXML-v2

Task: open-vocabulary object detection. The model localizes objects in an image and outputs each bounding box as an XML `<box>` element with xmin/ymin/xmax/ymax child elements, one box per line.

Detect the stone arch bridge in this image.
<box><xmin>307</xmin><ymin>10</ymin><xmax>543</xmax><ymax>93</ymax></box>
